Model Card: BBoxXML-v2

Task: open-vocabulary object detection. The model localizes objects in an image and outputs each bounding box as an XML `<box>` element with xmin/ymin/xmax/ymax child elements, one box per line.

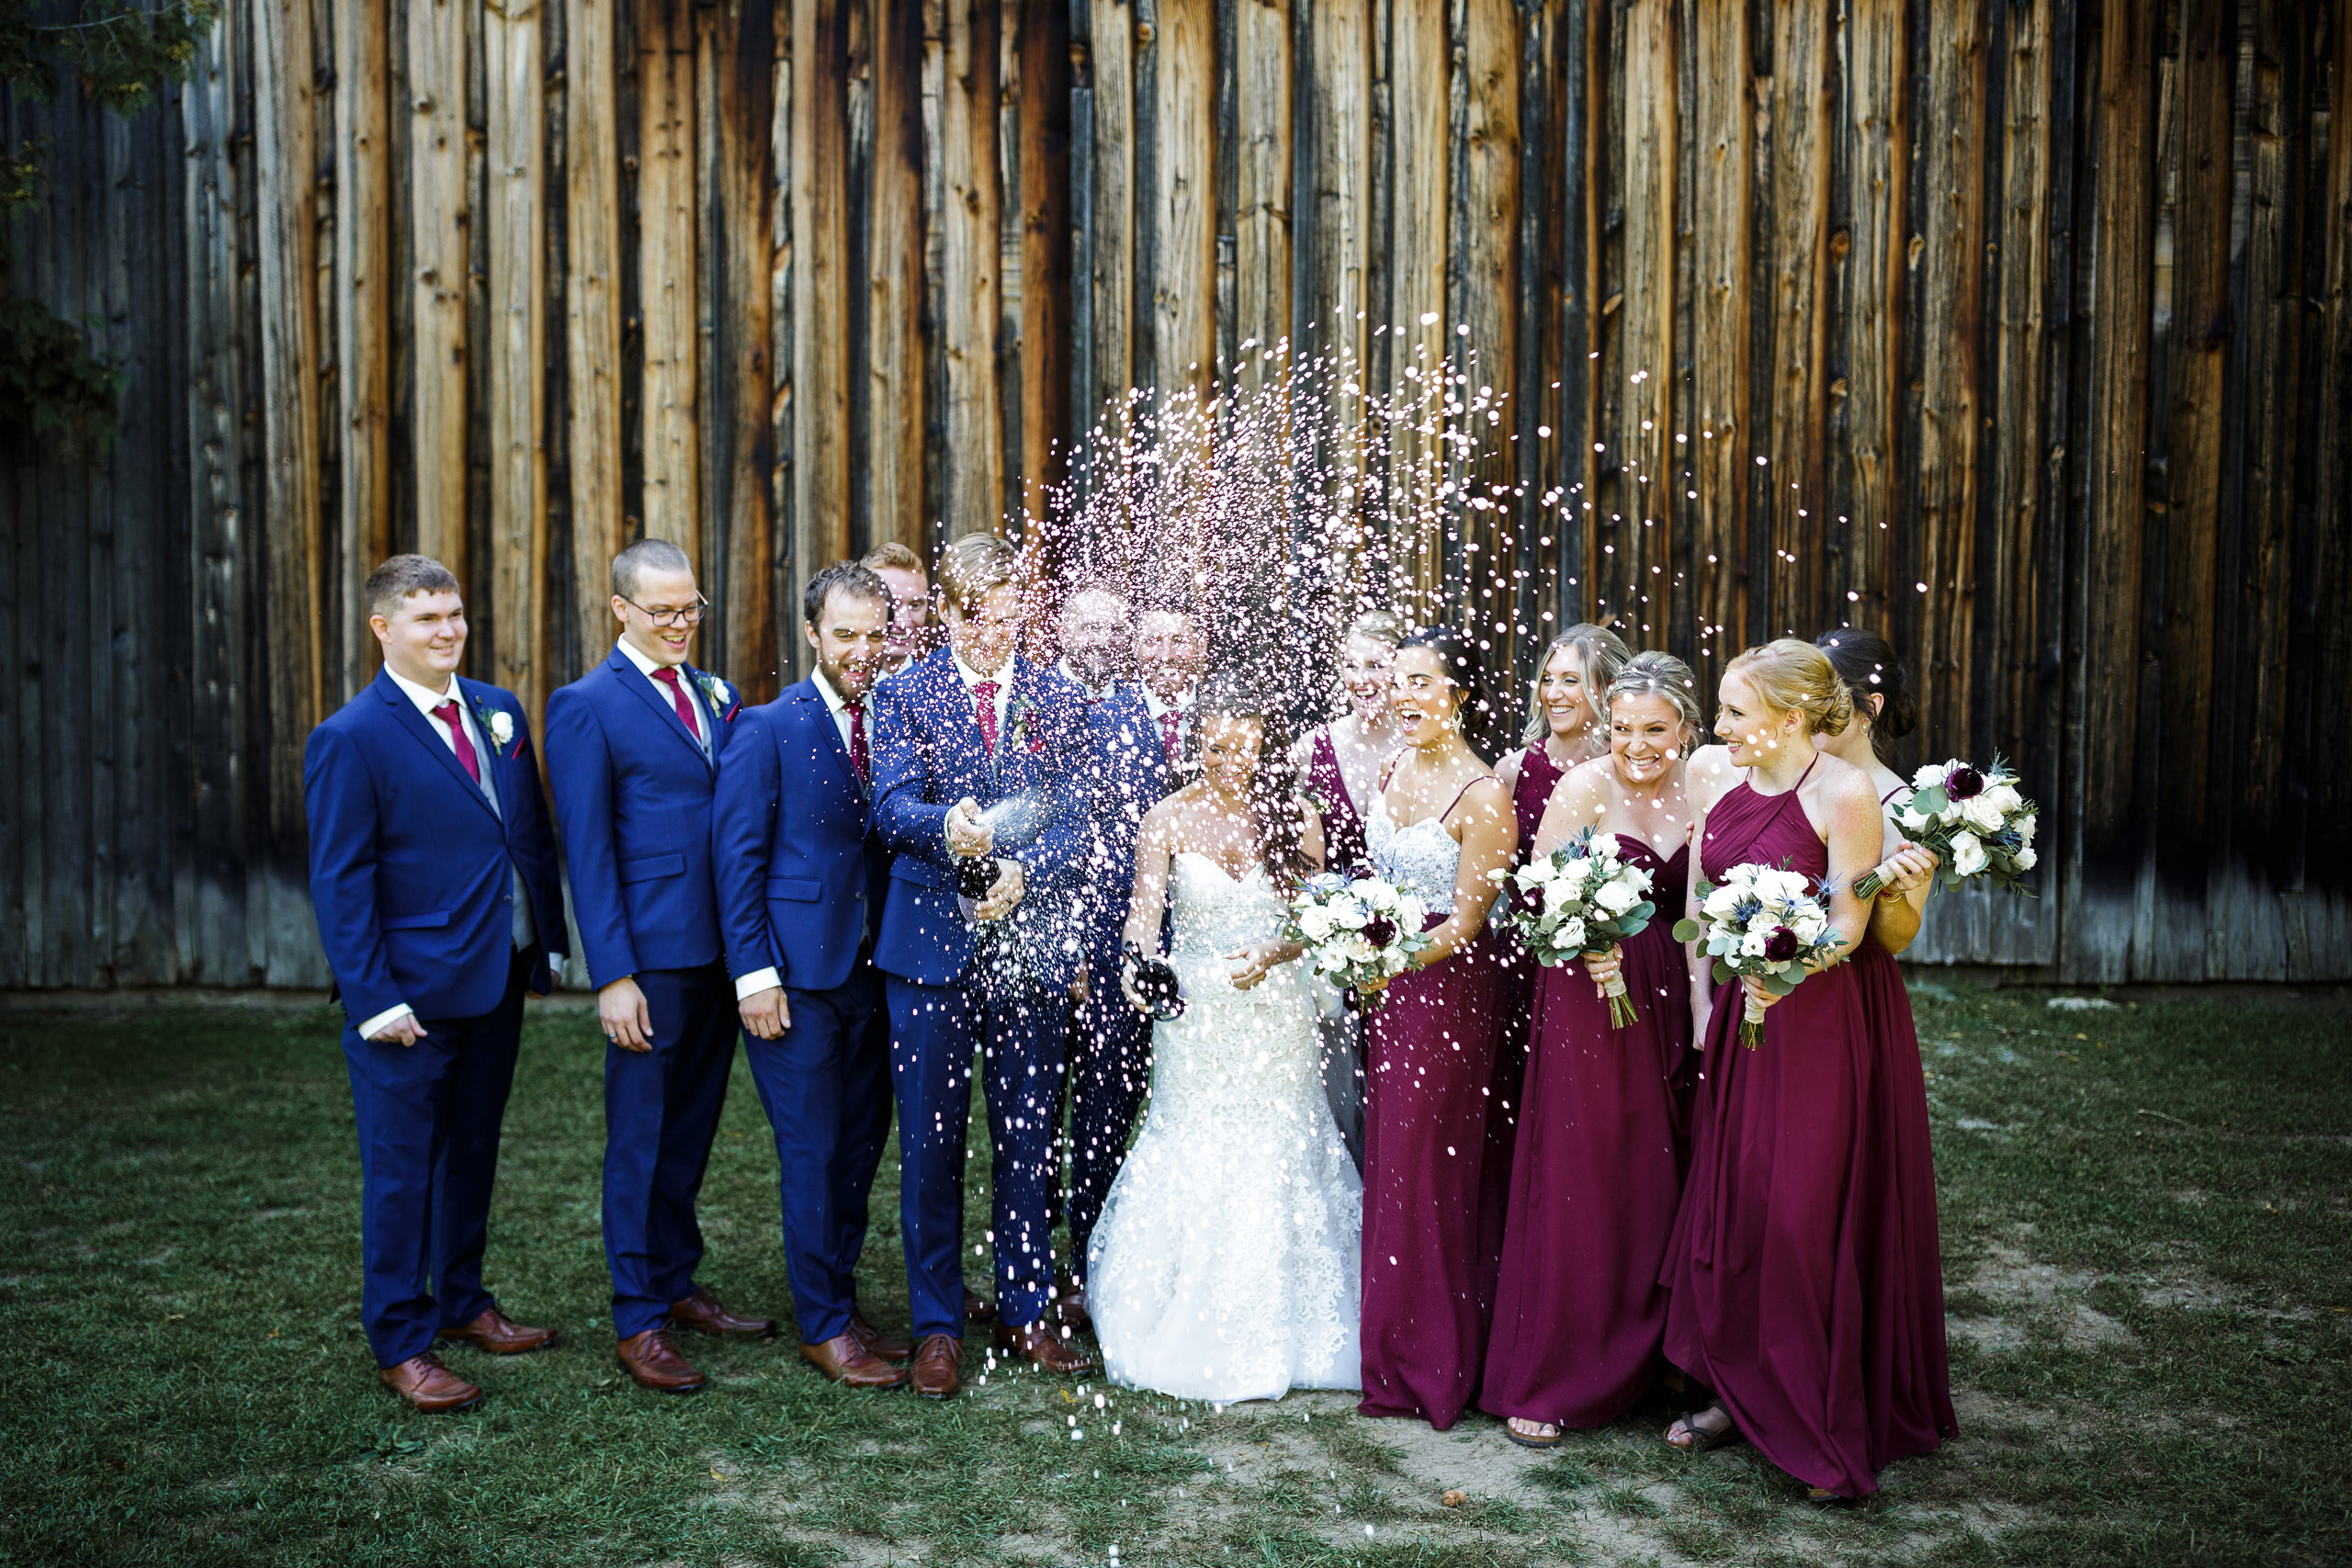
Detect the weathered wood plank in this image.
<box><xmin>1089</xmin><ymin>0</ymin><xmax>1136</xmax><ymax>427</ymax></box>
<box><xmin>859</xmin><ymin>0</ymin><xmax>925</xmax><ymax>555</ymax></box>
<box><xmin>1689</xmin><ymin>0</ymin><xmax>1747</xmax><ymax>690</ymax></box>
<box><xmin>407</xmin><ymin>0</ymin><xmax>469</xmax><ymax>579</ymax></box>
<box><xmin>1307</xmin><ymin>0</ymin><xmax>1369</xmax><ymax>518</ymax></box>
<box><xmin>1619</xmin><ymin>0</ymin><xmax>1672</xmax><ymax>642</ymax></box>
<box><xmin>485</xmin><ymin>0</ymin><xmax>547</xmax><ymax>725</ymax></box>
<box><xmin>706</xmin><ymin>0</ymin><xmax>777</xmax><ymax>690</ymax></box>
<box><xmin>1017</xmin><ymin>0</ymin><xmax>1071</xmax><ymax>525</ymax></box>
<box><xmin>2311</xmin><ymin>0</ymin><xmax>2352</xmax><ymax>920</ymax></box>
<box><xmin>639</xmin><ymin>0</ymin><xmax>701</xmax><ymax>555</ymax></box>
<box><xmin>566</xmin><ymin>0</ymin><xmax>625</xmax><ymax>644</ymax></box>
<box><xmin>1763</xmin><ymin>0</ymin><xmax>1830</xmax><ymax>637</ymax></box>
<box><xmin>787</xmin><ymin>0</ymin><xmax>849</xmax><ymax>572</ymax></box>
<box><xmin>940</xmin><ymin>0</ymin><xmax>1005</xmax><ymax>536</ymax></box>
<box><xmin>1826</xmin><ymin>0</ymin><xmax>1900</xmax><ymax>631</ymax></box>
<box><xmin>1385</xmin><ymin>0</ymin><xmax>1448</xmax><ymax>616</ymax></box>
<box><xmin>1151</xmin><ymin>0</ymin><xmax>1216</xmax><ymax>408</ymax></box>
<box><xmin>334</xmin><ymin>0</ymin><xmax>392</xmax><ymax>695</ymax></box>
<box><xmin>1233</xmin><ymin>0</ymin><xmax>1292</xmax><ymax>393</ymax></box>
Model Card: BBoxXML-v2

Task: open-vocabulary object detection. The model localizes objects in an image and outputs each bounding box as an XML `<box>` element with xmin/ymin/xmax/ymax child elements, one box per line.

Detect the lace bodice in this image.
<box><xmin>1167</xmin><ymin>853</ymin><xmax>1286</xmax><ymax>963</ymax></box>
<box><xmin>1367</xmin><ymin>796</ymin><xmax>1468</xmax><ymax>914</ymax></box>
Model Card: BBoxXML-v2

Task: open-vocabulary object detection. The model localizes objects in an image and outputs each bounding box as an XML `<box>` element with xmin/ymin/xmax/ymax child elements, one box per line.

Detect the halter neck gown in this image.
<box><xmin>1306</xmin><ymin>728</ymin><xmax>1372</xmax><ymax>874</ymax></box>
<box><xmin>1482</xmin><ymin>832</ymin><xmax>1693</xmax><ymax>1429</ymax></box>
<box><xmin>1661</xmin><ymin>763</ymin><xmax>1894</xmax><ymax>1497</ymax></box>
<box><xmin>1356</xmin><ymin>787</ymin><xmax>1504</xmax><ymax>1429</ymax></box>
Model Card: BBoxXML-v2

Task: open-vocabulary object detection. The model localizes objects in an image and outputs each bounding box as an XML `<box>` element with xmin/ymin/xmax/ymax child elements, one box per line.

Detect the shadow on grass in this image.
<box><xmin>0</xmin><ymin>987</ymin><xmax>2343</xmax><ymax>1564</ymax></box>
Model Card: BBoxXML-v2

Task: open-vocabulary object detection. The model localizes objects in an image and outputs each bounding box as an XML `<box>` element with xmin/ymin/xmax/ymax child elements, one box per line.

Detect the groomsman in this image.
<box><xmin>1134</xmin><ymin>605</ymin><xmax>1207</xmax><ymax>772</ymax></box>
<box><xmin>546</xmin><ymin>539</ymin><xmax>773</xmax><ymax>1395</ymax></box>
<box><xmin>712</xmin><ymin>563</ymin><xmax>913</xmax><ymax>1389</ymax></box>
<box><xmin>860</xmin><ymin>540</ymin><xmax>934</xmax><ymax>676</ymax></box>
<box><xmin>872</xmin><ymin>533</ymin><xmax>1095</xmax><ymax>1398</ymax></box>
<box><xmin>304</xmin><ymin>555</ymin><xmax>568</xmax><ymax>1414</ymax></box>
<box><xmin>1051</xmin><ymin>583</ymin><xmax>1169</xmax><ymax>1328</ymax></box>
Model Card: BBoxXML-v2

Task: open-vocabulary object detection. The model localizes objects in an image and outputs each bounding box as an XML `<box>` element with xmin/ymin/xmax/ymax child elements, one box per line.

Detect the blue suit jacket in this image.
<box><xmin>1078</xmin><ymin>683</ymin><xmax>1176</xmax><ymax>975</ymax></box>
<box><xmin>869</xmin><ymin>649</ymin><xmax>1090</xmax><ymax>987</ymax></box>
<box><xmin>304</xmin><ymin>669</ymin><xmax>567</xmax><ymax>1026</ymax></box>
<box><xmin>711</xmin><ymin>680</ymin><xmax>888</xmax><ymax>995</ymax></box>
<box><xmin>545</xmin><ymin>649</ymin><xmax>740</xmax><ymax>987</ymax></box>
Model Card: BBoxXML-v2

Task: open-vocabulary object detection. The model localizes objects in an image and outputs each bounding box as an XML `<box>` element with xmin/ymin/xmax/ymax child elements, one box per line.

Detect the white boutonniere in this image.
<box><xmin>697</xmin><ymin>671</ymin><xmax>734</xmax><ymax>717</ymax></box>
<box><xmin>469</xmin><ymin>694</ymin><xmax>521</xmax><ymax>759</ymax></box>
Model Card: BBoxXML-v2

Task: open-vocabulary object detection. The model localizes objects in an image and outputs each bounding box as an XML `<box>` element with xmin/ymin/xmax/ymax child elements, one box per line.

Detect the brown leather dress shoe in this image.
<box><xmin>616</xmin><ymin>1327</ymin><xmax>707</xmax><ymax>1393</ymax></box>
<box><xmin>962</xmin><ymin>1280</ymin><xmax>997</xmax><ymax>1323</ymax></box>
<box><xmin>848</xmin><ymin>1308</ymin><xmax>913</xmax><ymax>1363</ymax></box>
<box><xmin>379</xmin><ymin>1350</ymin><xmax>482</xmax><ymax>1414</ymax></box>
<box><xmin>1054</xmin><ymin>1276</ymin><xmax>1092</xmax><ymax>1333</ymax></box>
<box><xmin>993</xmin><ymin>1316</ymin><xmax>1097</xmax><ymax>1375</ymax></box>
<box><xmin>910</xmin><ymin>1334</ymin><xmax>962</xmax><ymax>1400</ymax></box>
<box><xmin>668</xmin><ymin>1288</ymin><xmax>777</xmax><ymax>1338</ymax></box>
<box><xmin>436</xmin><ymin>1306</ymin><xmax>557</xmax><ymax>1356</ymax></box>
<box><xmin>800</xmin><ymin>1332</ymin><xmax>912</xmax><ymax>1390</ymax></box>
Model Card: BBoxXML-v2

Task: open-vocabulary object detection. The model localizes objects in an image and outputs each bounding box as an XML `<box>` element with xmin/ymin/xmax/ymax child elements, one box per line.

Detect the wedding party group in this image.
<box><xmin>305</xmin><ymin>524</ymin><xmax>1965</xmax><ymax>1506</ymax></box>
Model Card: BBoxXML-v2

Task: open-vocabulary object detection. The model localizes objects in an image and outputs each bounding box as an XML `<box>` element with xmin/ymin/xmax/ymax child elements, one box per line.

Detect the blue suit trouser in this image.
<box><xmin>604</xmin><ymin>960</ymin><xmax>738</xmax><ymax>1337</ymax></box>
<box><xmin>343</xmin><ymin>947</ymin><xmax>531</xmax><ymax>1368</ymax></box>
<box><xmin>887</xmin><ymin>971</ymin><xmax>1072</xmax><ymax>1340</ymax></box>
<box><xmin>741</xmin><ymin>959</ymin><xmax>893</xmax><ymax>1345</ymax></box>
<box><xmin>1060</xmin><ymin>969</ymin><xmax>1153</xmax><ymax>1287</ymax></box>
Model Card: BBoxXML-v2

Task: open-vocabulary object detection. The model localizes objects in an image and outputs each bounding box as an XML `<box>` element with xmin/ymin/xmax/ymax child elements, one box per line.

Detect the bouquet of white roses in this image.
<box><xmin>1854</xmin><ymin>756</ymin><xmax>2039</xmax><ymax>899</ymax></box>
<box><xmin>1671</xmin><ymin>863</ymin><xmax>1847</xmax><ymax>1048</ymax></box>
<box><xmin>1283</xmin><ymin>870</ymin><xmax>1432</xmax><ymax>1005</ymax></box>
<box><xmin>1486</xmin><ymin>828</ymin><xmax>1657</xmax><ymax>1027</ymax></box>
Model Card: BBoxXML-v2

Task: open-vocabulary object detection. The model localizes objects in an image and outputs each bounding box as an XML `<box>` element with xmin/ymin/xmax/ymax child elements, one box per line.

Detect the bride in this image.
<box><xmin>1090</xmin><ymin>675</ymin><xmax>1364</xmax><ymax>1402</ymax></box>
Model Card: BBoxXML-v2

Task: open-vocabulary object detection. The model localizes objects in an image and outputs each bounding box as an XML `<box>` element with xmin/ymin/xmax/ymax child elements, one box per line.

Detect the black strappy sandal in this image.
<box><xmin>1664</xmin><ymin>1405</ymin><xmax>1740</xmax><ymax>1452</ymax></box>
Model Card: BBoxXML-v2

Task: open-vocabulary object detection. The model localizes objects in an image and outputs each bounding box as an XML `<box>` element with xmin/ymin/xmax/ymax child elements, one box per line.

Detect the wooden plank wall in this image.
<box><xmin>0</xmin><ymin>0</ymin><xmax>2347</xmax><ymax>986</ymax></box>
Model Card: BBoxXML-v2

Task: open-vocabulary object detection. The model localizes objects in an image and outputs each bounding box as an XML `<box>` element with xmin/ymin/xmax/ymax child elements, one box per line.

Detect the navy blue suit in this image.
<box><xmin>711</xmin><ymin>679</ymin><xmax>894</xmax><ymax>1346</ymax></box>
<box><xmin>546</xmin><ymin>648</ymin><xmax>742</xmax><ymax>1338</ymax></box>
<box><xmin>304</xmin><ymin>669</ymin><xmax>566</xmax><ymax>1367</ymax></box>
<box><xmin>870</xmin><ymin>649</ymin><xmax>1089</xmax><ymax>1337</ymax></box>
<box><xmin>1060</xmin><ymin>683</ymin><xmax>1175</xmax><ymax>1282</ymax></box>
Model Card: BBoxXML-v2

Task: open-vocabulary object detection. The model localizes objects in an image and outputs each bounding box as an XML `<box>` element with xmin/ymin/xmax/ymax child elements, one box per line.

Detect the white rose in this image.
<box><xmin>1981</xmin><ymin>783</ymin><xmax>2021</xmax><ymax>815</ymax></box>
<box><xmin>1913</xmin><ymin>762</ymin><xmax>1948</xmax><ymax>790</ymax></box>
<box><xmin>2015</xmin><ymin>844</ymin><xmax>2039</xmax><ymax>870</ymax></box>
<box><xmin>2015</xmin><ymin>811</ymin><xmax>2038</xmax><ymax>844</ymax></box>
<box><xmin>1795</xmin><ymin>911</ymin><xmax>1826</xmax><ymax>943</ymax></box>
<box><xmin>487</xmin><ymin>710</ymin><xmax>516</xmax><ymax>748</ymax></box>
<box><xmin>1396</xmin><ymin>895</ymin><xmax>1428</xmax><ymax>930</ymax></box>
<box><xmin>1595</xmin><ymin>879</ymin><xmax>1639</xmax><ymax>915</ymax></box>
<box><xmin>1298</xmin><ymin>906</ymin><xmax>1335</xmax><ymax>942</ymax></box>
<box><xmin>1555</xmin><ymin>916</ymin><xmax>1588</xmax><ymax>952</ymax></box>
<box><xmin>1950</xmin><ymin>830</ymin><xmax>1988</xmax><ymax>877</ymax></box>
<box><xmin>1961</xmin><ymin>794</ymin><xmax>2007</xmax><ymax>833</ymax></box>
<box><xmin>1739</xmin><ymin>929</ymin><xmax>1770</xmax><ymax>958</ymax></box>
<box><xmin>1898</xmin><ymin>806</ymin><xmax>1931</xmax><ymax>832</ymax></box>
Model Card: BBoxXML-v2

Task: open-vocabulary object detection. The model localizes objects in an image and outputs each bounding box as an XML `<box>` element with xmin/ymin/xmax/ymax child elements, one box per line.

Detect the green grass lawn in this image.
<box><xmin>0</xmin><ymin>985</ymin><xmax>2346</xmax><ymax>1566</ymax></box>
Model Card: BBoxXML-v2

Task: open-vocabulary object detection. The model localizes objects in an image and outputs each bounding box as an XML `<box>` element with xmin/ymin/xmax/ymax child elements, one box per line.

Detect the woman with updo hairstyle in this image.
<box><xmin>1293</xmin><ymin>608</ymin><xmax>1407</xmax><ymax>877</ymax></box>
<box><xmin>1812</xmin><ymin>627</ymin><xmax>1958</xmax><ymax>1468</ymax></box>
<box><xmin>1353</xmin><ymin>626</ymin><xmax>1517</xmax><ymax>1430</ymax></box>
<box><xmin>1481</xmin><ymin>651</ymin><xmax>1704</xmax><ymax>1446</ymax></box>
<box><xmin>1657</xmin><ymin>638</ymin><xmax>1922</xmax><ymax>1501</ymax></box>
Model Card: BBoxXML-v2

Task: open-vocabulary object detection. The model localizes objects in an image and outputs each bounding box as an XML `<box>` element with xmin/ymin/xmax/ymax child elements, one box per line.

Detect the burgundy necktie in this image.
<box><xmin>432</xmin><ymin>700</ymin><xmax>482</xmax><ymax>786</ymax></box>
<box><xmin>972</xmin><ymin>681</ymin><xmax>1000</xmax><ymax>754</ymax></box>
<box><xmin>844</xmin><ymin>696</ymin><xmax>869</xmax><ymax>786</ymax></box>
<box><xmin>651</xmin><ymin>665</ymin><xmax>702</xmax><ymax>740</ymax></box>
<box><xmin>1158</xmin><ymin>709</ymin><xmax>1181</xmax><ymax>766</ymax></box>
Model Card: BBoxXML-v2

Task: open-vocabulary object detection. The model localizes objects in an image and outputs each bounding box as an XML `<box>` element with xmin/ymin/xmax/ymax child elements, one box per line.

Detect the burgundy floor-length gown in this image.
<box><xmin>1661</xmin><ymin>761</ymin><xmax>1920</xmax><ymax>1497</ymax></box>
<box><xmin>1847</xmin><ymin>790</ymin><xmax>1958</xmax><ymax>1463</ymax></box>
<box><xmin>1475</xmin><ymin>745</ymin><xmax>1566</xmax><ymax>1310</ymax></box>
<box><xmin>1483</xmin><ymin>835</ymin><xmax>1692</xmax><ymax>1428</ymax></box>
<box><xmin>1306</xmin><ymin>728</ymin><xmax>1371</xmax><ymax>874</ymax></box>
<box><xmin>1358</xmin><ymin>791</ymin><xmax>1503</xmax><ymax>1429</ymax></box>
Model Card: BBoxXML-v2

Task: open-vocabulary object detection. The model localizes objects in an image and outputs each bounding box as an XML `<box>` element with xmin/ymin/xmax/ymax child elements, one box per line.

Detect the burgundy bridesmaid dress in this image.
<box><xmin>1475</xmin><ymin>745</ymin><xmax>1566</xmax><ymax>1310</ymax></box>
<box><xmin>1358</xmin><ymin>788</ymin><xmax>1503</xmax><ymax>1429</ymax></box>
<box><xmin>1659</xmin><ymin>761</ymin><xmax>1903</xmax><ymax>1497</ymax></box>
<box><xmin>1847</xmin><ymin>788</ymin><xmax>1958</xmax><ymax>1465</ymax></box>
<box><xmin>1306</xmin><ymin>728</ymin><xmax>1370</xmax><ymax>874</ymax></box>
<box><xmin>1482</xmin><ymin>834</ymin><xmax>1692</xmax><ymax>1429</ymax></box>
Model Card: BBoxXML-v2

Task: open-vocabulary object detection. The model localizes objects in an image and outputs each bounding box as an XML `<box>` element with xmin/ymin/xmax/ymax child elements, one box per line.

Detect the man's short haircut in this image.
<box><xmin>803</xmin><ymin>561</ymin><xmax>892</xmax><ymax>628</ymax></box>
<box><xmin>366</xmin><ymin>554</ymin><xmax>461</xmax><ymax>620</ymax></box>
<box><xmin>612</xmin><ymin>537</ymin><xmax>693</xmax><ymax>602</ymax></box>
<box><xmin>936</xmin><ymin>532</ymin><xmax>1019</xmax><ymax>614</ymax></box>
<box><xmin>1059</xmin><ymin>577</ymin><xmax>1132</xmax><ymax>615</ymax></box>
<box><xmin>859</xmin><ymin>539</ymin><xmax>925</xmax><ymax>577</ymax></box>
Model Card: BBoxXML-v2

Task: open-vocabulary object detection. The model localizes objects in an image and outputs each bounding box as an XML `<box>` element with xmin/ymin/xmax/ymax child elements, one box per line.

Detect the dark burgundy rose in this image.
<box><xmin>1512</xmin><ymin>878</ymin><xmax>1546</xmax><ymax>916</ymax></box>
<box><xmin>1762</xmin><ymin>925</ymin><xmax>1801</xmax><ymax>963</ymax></box>
<box><xmin>1363</xmin><ymin>914</ymin><xmax>1400</xmax><ymax>949</ymax></box>
<box><xmin>1946</xmin><ymin>764</ymin><xmax>1985</xmax><ymax>800</ymax></box>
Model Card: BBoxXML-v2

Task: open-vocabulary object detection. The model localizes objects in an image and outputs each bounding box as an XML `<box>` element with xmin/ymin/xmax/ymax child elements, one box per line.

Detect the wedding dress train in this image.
<box><xmin>1087</xmin><ymin>852</ymin><xmax>1363</xmax><ymax>1402</ymax></box>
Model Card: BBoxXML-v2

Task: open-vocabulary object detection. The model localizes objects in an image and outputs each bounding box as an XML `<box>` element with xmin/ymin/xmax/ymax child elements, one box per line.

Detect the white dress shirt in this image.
<box><xmin>1057</xmin><ymin>660</ymin><xmax>1122</xmax><ymax>703</ymax></box>
<box><xmin>616</xmin><ymin>636</ymin><xmax>708</xmax><ymax>746</ymax></box>
<box><xmin>1142</xmin><ymin>684</ymin><xmax>1194</xmax><ymax>767</ymax></box>
<box><xmin>732</xmin><ymin>668</ymin><xmax>869</xmax><ymax>1002</ymax></box>
<box><xmin>359</xmin><ymin>667</ymin><xmax>544</xmax><ymax>1038</ymax></box>
<box><xmin>952</xmin><ymin>649</ymin><xmax>1016</xmax><ymax>738</ymax></box>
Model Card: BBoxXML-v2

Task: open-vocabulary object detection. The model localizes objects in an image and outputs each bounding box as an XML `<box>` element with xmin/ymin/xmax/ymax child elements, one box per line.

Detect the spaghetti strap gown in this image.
<box><xmin>1306</xmin><ymin>728</ymin><xmax>1371</xmax><ymax>874</ymax></box>
<box><xmin>1306</xmin><ymin>728</ymin><xmax>1374</xmax><ymax>1168</ymax></box>
<box><xmin>1660</xmin><ymin>764</ymin><xmax>1893</xmax><ymax>1497</ymax></box>
<box><xmin>1357</xmin><ymin>790</ymin><xmax>1503</xmax><ymax>1429</ymax></box>
<box><xmin>1482</xmin><ymin>835</ymin><xmax>1692</xmax><ymax>1428</ymax></box>
<box><xmin>1846</xmin><ymin>788</ymin><xmax>1958</xmax><ymax>1465</ymax></box>
<box><xmin>1476</xmin><ymin>746</ymin><xmax>1565</xmax><ymax>1310</ymax></box>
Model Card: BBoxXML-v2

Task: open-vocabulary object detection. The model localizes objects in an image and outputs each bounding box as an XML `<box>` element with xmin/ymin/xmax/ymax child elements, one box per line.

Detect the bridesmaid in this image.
<box><xmin>1814</xmin><ymin>628</ymin><xmax>1958</xmax><ymax>1470</ymax></box>
<box><xmin>1356</xmin><ymin>628</ymin><xmax>1516</xmax><ymax>1429</ymax></box>
<box><xmin>1659</xmin><ymin>639</ymin><xmax>1889</xmax><ymax>1500</ymax></box>
<box><xmin>1483</xmin><ymin>652</ymin><xmax>1701</xmax><ymax>1446</ymax></box>
<box><xmin>1292</xmin><ymin>610</ymin><xmax>1407</xmax><ymax>875</ymax></box>
<box><xmin>1481</xmin><ymin>625</ymin><xmax>1631</xmax><ymax>1300</ymax></box>
<box><xmin>1291</xmin><ymin>610</ymin><xmax>1405</xmax><ymax>1168</ymax></box>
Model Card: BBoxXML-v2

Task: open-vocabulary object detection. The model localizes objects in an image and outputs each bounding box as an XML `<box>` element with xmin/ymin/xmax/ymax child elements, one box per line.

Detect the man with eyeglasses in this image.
<box><xmin>547</xmin><ymin>538</ymin><xmax>775</xmax><ymax>1395</ymax></box>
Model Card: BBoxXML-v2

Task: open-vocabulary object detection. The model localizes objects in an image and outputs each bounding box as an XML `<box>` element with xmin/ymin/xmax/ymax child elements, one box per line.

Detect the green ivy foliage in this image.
<box><xmin>2</xmin><ymin>1</ymin><xmax>220</xmax><ymax>456</ymax></box>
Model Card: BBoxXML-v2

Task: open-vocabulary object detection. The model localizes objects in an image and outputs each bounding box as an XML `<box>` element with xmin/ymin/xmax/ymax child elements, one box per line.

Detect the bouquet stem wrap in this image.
<box><xmin>1604</xmin><ymin>974</ymin><xmax>1639</xmax><ymax>1030</ymax></box>
<box><xmin>1740</xmin><ymin>989</ymin><xmax>1766</xmax><ymax>1049</ymax></box>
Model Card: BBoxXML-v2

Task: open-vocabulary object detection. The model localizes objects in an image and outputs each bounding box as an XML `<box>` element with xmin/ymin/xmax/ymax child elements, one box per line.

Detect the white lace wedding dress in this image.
<box><xmin>1087</xmin><ymin>852</ymin><xmax>1364</xmax><ymax>1402</ymax></box>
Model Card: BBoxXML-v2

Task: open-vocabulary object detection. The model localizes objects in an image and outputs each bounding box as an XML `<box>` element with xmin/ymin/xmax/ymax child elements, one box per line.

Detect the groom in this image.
<box><xmin>872</xmin><ymin>532</ymin><xmax>1094</xmax><ymax>1396</ymax></box>
<box><xmin>304</xmin><ymin>555</ymin><xmax>568</xmax><ymax>1413</ymax></box>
